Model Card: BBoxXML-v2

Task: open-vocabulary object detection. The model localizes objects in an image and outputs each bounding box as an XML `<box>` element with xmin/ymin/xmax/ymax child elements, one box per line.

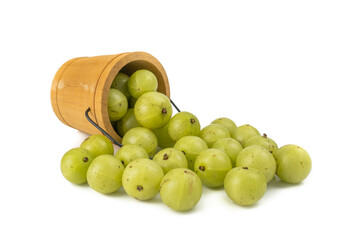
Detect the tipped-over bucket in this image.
<box><xmin>51</xmin><ymin>52</ymin><xmax>170</xmax><ymax>143</ymax></box>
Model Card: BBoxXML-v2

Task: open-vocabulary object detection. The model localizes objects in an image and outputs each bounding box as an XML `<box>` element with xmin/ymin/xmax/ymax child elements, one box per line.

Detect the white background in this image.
<box><xmin>1</xmin><ymin>0</ymin><xmax>359</xmax><ymax>239</ymax></box>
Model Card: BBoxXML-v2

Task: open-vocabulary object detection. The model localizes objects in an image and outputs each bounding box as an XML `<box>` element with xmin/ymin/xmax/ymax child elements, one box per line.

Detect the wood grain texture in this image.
<box><xmin>51</xmin><ymin>52</ymin><xmax>170</xmax><ymax>143</ymax></box>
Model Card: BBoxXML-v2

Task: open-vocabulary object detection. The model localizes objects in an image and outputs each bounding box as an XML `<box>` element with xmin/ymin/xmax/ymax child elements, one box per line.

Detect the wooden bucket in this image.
<box><xmin>51</xmin><ymin>52</ymin><xmax>170</xmax><ymax>143</ymax></box>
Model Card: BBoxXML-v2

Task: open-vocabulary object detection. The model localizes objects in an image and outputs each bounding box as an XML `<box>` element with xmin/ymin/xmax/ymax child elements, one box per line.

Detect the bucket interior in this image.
<box><xmin>120</xmin><ymin>60</ymin><xmax>168</xmax><ymax>95</ymax></box>
<box><xmin>107</xmin><ymin>59</ymin><xmax>168</xmax><ymax>139</ymax></box>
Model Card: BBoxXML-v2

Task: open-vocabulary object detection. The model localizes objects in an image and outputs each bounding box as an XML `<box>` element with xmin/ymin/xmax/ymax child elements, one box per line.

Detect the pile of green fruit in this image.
<box><xmin>60</xmin><ymin>69</ymin><xmax>312</xmax><ymax>211</ymax></box>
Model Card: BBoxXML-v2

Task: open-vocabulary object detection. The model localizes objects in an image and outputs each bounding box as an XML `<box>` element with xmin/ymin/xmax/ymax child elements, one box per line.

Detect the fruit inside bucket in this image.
<box><xmin>105</xmin><ymin>61</ymin><xmax>170</xmax><ymax>140</ymax></box>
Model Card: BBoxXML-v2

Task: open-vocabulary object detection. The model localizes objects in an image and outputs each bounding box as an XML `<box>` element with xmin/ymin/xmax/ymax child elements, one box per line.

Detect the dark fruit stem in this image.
<box><xmin>263</xmin><ymin>133</ymin><xmax>267</xmax><ymax>138</ymax></box>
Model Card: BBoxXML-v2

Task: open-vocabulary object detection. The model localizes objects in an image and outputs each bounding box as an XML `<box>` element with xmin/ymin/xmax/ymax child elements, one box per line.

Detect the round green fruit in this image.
<box><xmin>128</xmin><ymin>69</ymin><xmax>158</xmax><ymax>98</ymax></box>
<box><xmin>194</xmin><ymin>149</ymin><xmax>232</xmax><ymax>188</ymax></box>
<box><xmin>111</xmin><ymin>72</ymin><xmax>131</xmax><ymax>99</ymax></box>
<box><xmin>212</xmin><ymin>138</ymin><xmax>243</xmax><ymax>167</ymax></box>
<box><xmin>152</xmin><ymin>123</ymin><xmax>176</xmax><ymax>148</ymax></box>
<box><xmin>160</xmin><ymin>168</ymin><xmax>202</xmax><ymax>211</ymax></box>
<box><xmin>200</xmin><ymin>124</ymin><xmax>231</xmax><ymax>148</ymax></box>
<box><xmin>122</xmin><ymin>158</ymin><xmax>164</xmax><ymax>200</ymax></box>
<box><xmin>80</xmin><ymin>134</ymin><xmax>114</xmax><ymax>158</ymax></box>
<box><xmin>224</xmin><ymin>167</ymin><xmax>267</xmax><ymax>206</ymax></box>
<box><xmin>236</xmin><ymin>145</ymin><xmax>276</xmax><ymax>183</ymax></box>
<box><xmin>107</xmin><ymin>88</ymin><xmax>128</xmax><ymax>122</ymax></box>
<box><xmin>122</xmin><ymin>127</ymin><xmax>158</xmax><ymax>157</ymax></box>
<box><xmin>211</xmin><ymin>117</ymin><xmax>237</xmax><ymax>132</ymax></box>
<box><xmin>60</xmin><ymin>148</ymin><xmax>95</xmax><ymax>184</ymax></box>
<box><xmin>87</xmin><ymin>154</ymin><xmax>124</xmax><ymax>194</ymax></box>
<box><xmin>153</xmin><ymin>148</ymin><xmax>188</xmax><ymax>174</ymax></box>
<box><xmin>274</xmin><ymin>144</ymin><xmax>312</xmax><ymax>184</ymax></box>
<box><xmin>245</xmin><ymin>133</ymin><xmax>278</xmax><ymax>155</ymax></box>
<box><xmin>116</xmin><ymin>108</ymin><xmax>141</xmax><ymax>137</ymax></box>
<box><xmin>168</xmin><ymin>112</ymin><xmax>201</xmax><ymax>141</ymax></box>
<box><xmin>173</xmin><ymin>136</ymin><xmax>208</xmax><ymax>170</ymax></box>
<box><xmin>114</xmin><ymin>144</ymin><xmax>149</xmax><ymax>167</ymax></box>
<box><xmin>134</xmin><ymin>92</ymin><xmax>172</xmax><ymax>129</ymax></box>
<box><xmin>231</xmin><ymin>124</ymin><xmax>260</xmax><ymax>146</ymax></box>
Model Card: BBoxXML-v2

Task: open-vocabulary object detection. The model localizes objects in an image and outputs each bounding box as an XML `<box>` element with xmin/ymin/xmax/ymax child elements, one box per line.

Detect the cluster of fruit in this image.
<box><xmin>60</xmin><ymin>69</ymin><xmax>312</xmax><ymax>211</ymax></box>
